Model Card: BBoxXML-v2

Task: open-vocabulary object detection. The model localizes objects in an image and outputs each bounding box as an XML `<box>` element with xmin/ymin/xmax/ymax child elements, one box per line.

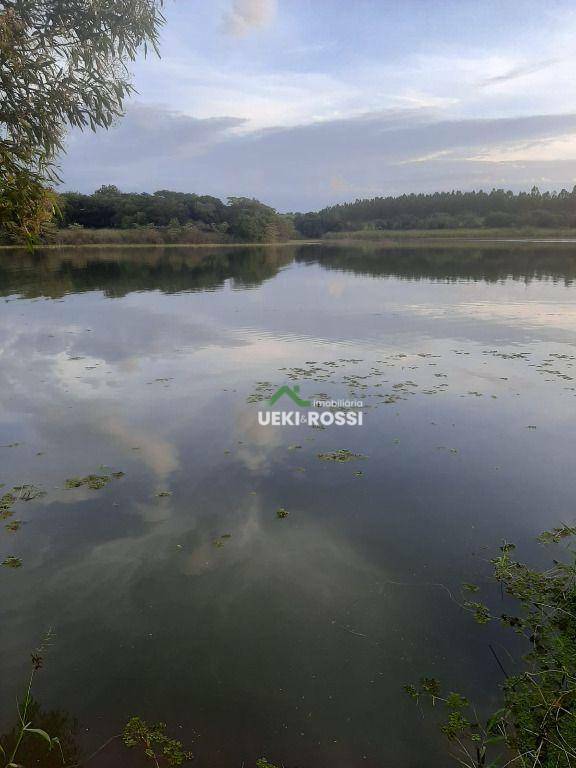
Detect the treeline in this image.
<box><xmin>49</xmin><ymin>185</ymin><xmax>576</xmax><ymax>245</ymax></box>
<box><xmin>293</xmin><ymin>187</ymin><xmax>576</xmax><ymax>236</ymax></box>
<box><xmin>58</xmin><ymin>186</ymin><xmax>296</xmax><ymax>243</ymax></box>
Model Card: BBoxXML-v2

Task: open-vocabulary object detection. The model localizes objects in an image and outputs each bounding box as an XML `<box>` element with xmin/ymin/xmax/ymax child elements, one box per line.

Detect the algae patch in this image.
<box><xmin>317</xmin><ymin>449</ymin><xmax>367</xmax><ymax>463</ymax></box>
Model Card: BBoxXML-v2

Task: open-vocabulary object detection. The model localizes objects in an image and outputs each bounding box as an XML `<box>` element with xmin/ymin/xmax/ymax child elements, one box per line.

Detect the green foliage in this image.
<box><xmin>256</xmin><ymin>760</ymin><xmax>279</xmax><ymax>768</ymax></box>
<box><xmin>64</xmin><ymin>471</ymin><xmax>124</xmax><ymax>490</ymax></box>
<box><xmin>0</xmin><ymin>696</ymin><xmax>80</xmax><ymax>768</ymax></box>
<box><xmin>406</xmin><ymin>527</ymin><xmax>576</xmax><ymax>767</ymax></box>
<box><xmin>123</xmin><ymin>716</ymin><xmax>193</xmax><ymax>766</ymax></box>
<box><xmin>0</xmin><ymin>175</ymin><xmax>58</xmax><ymax>246</ymax></box>
<box><xmin>0</xmin><ymin>0</ymin><xmax>165</xmax><ymax>241</ymax></box>
<box><xmin>293</xmin><ymin>187</ymin><xmax>576</xmax><ymax>236</ymax></box>
<box><xmin>56</xmin><ymin>188</ymin><xmax>296</xmax><ymax>243</ymax></box>
<box><xmin>1</xmin><ymin>555</ymin><xmax>22</xmax><ymax>568</ymax></box>
<box><xmin>463</xmin><ymin>600</ymin><xmax>492</xmax><ymax>624</ymax></box>
<box><xmin>0</xmin><ymin>632</ymin><xmax>65</xmax><ymax>768</ymax></box>
<box><xmin>317</xmin><ymin>449</ymin><xmax>367</xmax><ymax>462</ymax></box>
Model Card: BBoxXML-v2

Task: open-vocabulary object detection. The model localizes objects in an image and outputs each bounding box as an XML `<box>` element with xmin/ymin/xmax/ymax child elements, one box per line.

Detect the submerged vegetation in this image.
<box><xmin>406</xmin><ymin>526</ymin><xmax>576</xmax><ymax>768</ymax></box>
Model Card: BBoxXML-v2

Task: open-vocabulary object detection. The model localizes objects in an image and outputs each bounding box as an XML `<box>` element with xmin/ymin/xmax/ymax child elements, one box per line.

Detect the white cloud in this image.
<box><xmin>60</xmin><ymin>105</ymin><xmax>576</xmax><ymax>209</ymax></box>
<box><xmin>470</xmin><ymin>134</ymin><xmax>576</xmax><ymax>163</ymax></box>
<box><xmin>221</xmin><ymin>0</ymin><xmax>276</xmax><ymax>37</ymax></box>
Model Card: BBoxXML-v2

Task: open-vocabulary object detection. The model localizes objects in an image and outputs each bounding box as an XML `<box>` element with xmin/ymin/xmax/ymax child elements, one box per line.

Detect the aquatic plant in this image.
<box><xmin>1</xmin><ymin>555</ymin><xmax>22</xmax><ymax>568</ymax></box>
<box><xmin>123</xmin><ymin>716</ymin><xmax>193</xmax><ymax>766</ymax></box>
<box><xmin>406</xmin><ymin>525</ymin><xmax>576</xmax><ymax>767</ymax></box>
<box><xmin>65</xmin><ymin>474</ymin><xmax>112</xmax><ymax>490</ymax></box>
<box><xmin>0</xmin><ymin>631</ymin><xmax>64</xmax><ymax>768</ymax></box>
<box><xmin>317</xmin><ymin>449</ymin><xmax>367</xmax><ymax>462</ymax></box>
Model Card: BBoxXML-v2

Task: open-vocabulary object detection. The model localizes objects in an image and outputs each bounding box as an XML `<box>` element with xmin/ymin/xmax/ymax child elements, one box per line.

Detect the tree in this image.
<box><xmin>0</xmin><ymin>0</ymin><xmax>165</xmax><ymax>242</ymax></box>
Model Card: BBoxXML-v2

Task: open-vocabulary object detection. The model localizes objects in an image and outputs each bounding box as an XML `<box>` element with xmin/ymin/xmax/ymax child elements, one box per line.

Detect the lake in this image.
<box><xmin>1</xmin><ymin>242</ymin><xmax>576</xmax><ymax>767</ymax></box>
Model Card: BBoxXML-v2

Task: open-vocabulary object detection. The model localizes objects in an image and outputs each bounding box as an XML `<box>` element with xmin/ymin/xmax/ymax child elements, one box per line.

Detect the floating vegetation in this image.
<box><xmin>247</xmin><ymin>381</ymin><xmax>277</xmax><ymax>404</ymax></box>
<box><xmin>65</xmin><ymin>475</ymin><xmax>110</xmax><ymax>490</ymax></box>
<box><xmin>2</xmin><ymin>555</ymin><xmax>22</xmax><ymax>569</ymax></box>
<box><xmin>64</xmin><ymin>471</ymin><xmax>124</xmax><ymax>491</ymax></box>
<box><xmin>537</xmin><ymin>524</ymin><xmax>576</xmax><ymax>544</ymax></box>
<box><xmin>1</xmin><ymin>485</ymin><xmax>45</xmax><ymax>529</ymax></box>
<box><xmin>156</xmin><ymin>490</ymin><xmax>172</xmax><ymax>498</ymax></box>
<box><xmin>123</xmin><ymin>716</ymin><xmax>193</xmax><ymax>766</ymax></box>
<box><xmin>406</xmin><ymin>527</ymin><xmax>576</xmax><ymax>768</ymax></box>
<box><xmin>276</xmin><ymin>507</ymin><xmax>289</xmax><ymax>518</ymax></box>
<box><xmin>5</xmin><ymin>520</ymin><xmax>22</xmax><ymax>532</ymax></box>
<box><xmin>317</xmin><ymin>449</ymin><xmax>367</xmax><ymax>463</ymax></box>
<box><xmin>13</xmin><ymin>485</ymin><xmax>45</xmax><ymax>502</ymax></box>
<box><xmin>0</xmin><ymin>492</ymin><xmax>16</xmax><ymax>519</ymax></box>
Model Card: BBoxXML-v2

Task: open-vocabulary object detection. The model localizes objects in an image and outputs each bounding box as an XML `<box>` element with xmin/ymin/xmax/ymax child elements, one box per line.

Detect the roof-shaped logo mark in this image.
<box><xmin>269</xmin><ymin>384</ymin><xmax>311</xmax><ymax>407</ymax></box>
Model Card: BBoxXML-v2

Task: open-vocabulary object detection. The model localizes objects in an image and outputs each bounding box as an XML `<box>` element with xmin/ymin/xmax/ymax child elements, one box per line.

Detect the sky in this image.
<box><xmin>60</xmin><ymin>0</ymin><xmax>576</xmax><ymax>211</ymax></box>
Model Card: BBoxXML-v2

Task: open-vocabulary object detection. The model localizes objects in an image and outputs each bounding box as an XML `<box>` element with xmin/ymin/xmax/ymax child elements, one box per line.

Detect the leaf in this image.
<box><xmin>446</xmin><ymin>692</ymin><xmax>469</xmax><ymax>709</ymax></box>
<box><xmin>420</xmin><ymin>677</ymin><xmax>441</xmax><ymax>696</ymax></box>
<box><xmin>25</xmin><ymin>727</ymin><xmax>53</xmax><ymax>748</ymax></box>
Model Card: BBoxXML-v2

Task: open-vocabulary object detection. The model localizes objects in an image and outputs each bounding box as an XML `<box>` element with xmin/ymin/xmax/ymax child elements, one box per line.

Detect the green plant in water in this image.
<box><xmin>406</xmin><ymin>525</ymin><xmax>576</xmax><ymax>767</ymax></box>
<box><xmin>317</xmin><ymin>449</ymin><xmax>367</xmax><ymax>462</ymax></box>
<box><xmin>1</xmin><ymin>555</ymin><xmax>22</xmax><ymax>568</ymax></box>
<box><xmin>1</xmin><ymin>631</ymin><xmax>63</xmax><ymax>768</ymax></box>
<box><xmin>65</xmin><ymin>474</ymin><xmax>111</xmax><ymax>490</ymax></box>
<box><xmin>123</xmin><ymin>716</ymin><xmax>193</xmax><ymax>766</ymax></box>
<box><xmin>1</xmin><ymin>485</ymin><xmax>45</xmax><ymax>519</ymax></box>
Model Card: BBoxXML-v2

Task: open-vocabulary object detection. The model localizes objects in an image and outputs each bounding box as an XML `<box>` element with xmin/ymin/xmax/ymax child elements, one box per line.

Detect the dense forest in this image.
<box><xmin>38</xmin><ymin>185</ymin><xmax>576</xmax><ymax>246</ymax></box>
<box><xmin>56</xmin><ymin>186</ymin><xmax>296</xmax><ymax>243</ymax></box>
<box><xmin>293</xmin><ymin>187</ymin><xmax>576</xmax><ymax>236</ymax></box>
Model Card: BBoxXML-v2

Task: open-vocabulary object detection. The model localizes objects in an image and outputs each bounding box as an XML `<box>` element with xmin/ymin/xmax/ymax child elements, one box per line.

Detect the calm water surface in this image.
<box><xmin>1</xmin><ymin>243</ymin><xmax>576</xmax><ymax>767</ymax></box>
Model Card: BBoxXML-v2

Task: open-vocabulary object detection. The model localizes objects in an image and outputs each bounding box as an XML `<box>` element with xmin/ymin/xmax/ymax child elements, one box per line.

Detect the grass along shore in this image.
<box><xmin>323</xmin><ymin>227</ymin><xmax>576</xmax><ymax>242</ymax></box>
<box><xmin>4</xmin><ymin>226</ymin><xmax>576</xmax><ymax>251</ymax></box>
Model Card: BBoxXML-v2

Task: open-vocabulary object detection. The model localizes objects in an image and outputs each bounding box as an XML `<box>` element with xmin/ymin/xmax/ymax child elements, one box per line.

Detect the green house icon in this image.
<box><xmin>269</xmin><ymin>384</ymin><xmax>311</xmax><ymax>407</ymax></box>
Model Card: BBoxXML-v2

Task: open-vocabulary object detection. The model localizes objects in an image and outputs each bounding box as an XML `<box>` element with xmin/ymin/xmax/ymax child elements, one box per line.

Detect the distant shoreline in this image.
<box><xmin>0</xmin><ymin>239</ymin><xmax>320</xmax><ymax>251</ymax></box>
<box><xmin>4</xmin><ymin>227</ymin><xmax>576</xmax><ymax>251</ymax></box>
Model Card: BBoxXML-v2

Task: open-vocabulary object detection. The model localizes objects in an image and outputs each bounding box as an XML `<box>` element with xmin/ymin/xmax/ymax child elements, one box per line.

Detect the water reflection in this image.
<box><xmin>1</xmin><ymin>243</ymin><xmax>575</xmax><ymax>767</ymax></box>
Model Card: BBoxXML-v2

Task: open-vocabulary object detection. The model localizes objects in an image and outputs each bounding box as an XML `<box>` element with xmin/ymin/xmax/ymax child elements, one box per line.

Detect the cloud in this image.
<box><xmin>60</xmin><ymin>105</ymin><xmax>576</xmax><ymax>210</ymax></box>
<box><xmin>482</xmin><ymin>57</ymin><xmax>563</xmax><ymax>86</ymax></box>
<box><xmin>221</xmin><ymin>0</ymin><xmax>276</xmax><ymax>37</ymax></box>
<box><xmin>63</xmin><ymin>104</ymin><xmax>245</xmax><ymax>183</ymax></box>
